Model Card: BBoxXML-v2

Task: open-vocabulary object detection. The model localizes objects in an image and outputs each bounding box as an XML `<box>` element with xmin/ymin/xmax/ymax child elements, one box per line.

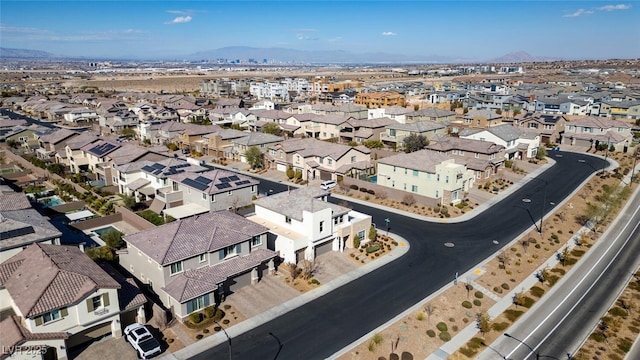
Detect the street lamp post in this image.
<box><xmin>524</xmin><ymin>178</ymin><xmax>548</xmax><ymax>240</ymax></box>
<box><xmin>503</xmin><ymin>333</ymin><xmax>564</xmax><ymax>360</ymax></box>
<box><xmin>384</xmin><ymin>217</ymin><xmax>391</xmax><ymax>235</ymax></box>
<box><xmin>269</xmin><ymin>332</ymin><xmax>283</xmax><ymax>360</ymax></box>
<box><xmin>214</xmin><ymin>320</ymin><xmax>232</xmax><ymax>360</ymax></box>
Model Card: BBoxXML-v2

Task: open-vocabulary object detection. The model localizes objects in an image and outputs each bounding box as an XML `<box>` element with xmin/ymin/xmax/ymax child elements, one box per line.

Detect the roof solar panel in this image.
<box><xmin>152</xmin><ymin>163</ymin><xmax>164</xmax><ymax>169</ymax></box>
<box><xmin>153</xmin><ymin>169</ymin><xmax>163</xmax><ymax>175</ymax></box>
<box><xmin>235</xmin><ymin>180</ymin><xmax>250</xmax><ymax>186</ymax></box>
<box><xmin>219</xmin><ymin>177</ymin><xmax>230</xmax><ymax>183</ymax></box>
<box><xmin>182</xmin><ymin>178</ymin><xmax>208</xmax><ymax>191</ymax></box>
<box><xmin>194</xmin><ymin>176</ymin><xmax>213</xmax><ymax>185</ymax></box>
<box><xmin>141</xmin><ymin>165</ymin><xmax>155</xmax><ymax>172</ymax></box>
<box><xmin>228</xmin><ymin>175</ymin><xmax>240</xmax><ymax>181</ymax></box>
<box><xmin>215</xmin><ymin>183</ymin><xmax>232</xmax><ymax>190</ymax></box>
<box><xmin>91</xmin><ymin>142</ymin><xmax>117</xmax><ymax>156</ymax></box>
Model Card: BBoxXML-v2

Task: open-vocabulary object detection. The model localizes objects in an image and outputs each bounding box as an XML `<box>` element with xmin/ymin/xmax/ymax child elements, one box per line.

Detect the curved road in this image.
<box><xmin>188</xmin><ymin>151</ymin><xmax>603</xmax><ymax>360</ymax></box>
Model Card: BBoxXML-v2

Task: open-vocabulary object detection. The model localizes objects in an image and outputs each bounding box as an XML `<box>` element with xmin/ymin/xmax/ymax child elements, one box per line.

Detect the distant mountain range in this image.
<box><xmin>0</xmin><ymin>46</ymin><xmax>564</xmax><ymax>64</ymax></box>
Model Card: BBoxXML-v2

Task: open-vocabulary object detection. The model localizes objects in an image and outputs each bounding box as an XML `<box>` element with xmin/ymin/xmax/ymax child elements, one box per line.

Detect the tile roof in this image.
<box><xmin>273</xmin><ymin>138</ymin><xmax>370</xmax><ymax>160</ymax></box>
<box><xmin>426</xmin><ymin>136</ymin><xmax>505</xmax><ymax>154</ymax></box>
<box><xmin>232</xmin><ymin>132</ymin><xmax>283</xmax><ymax>146</ymax></box>
<box><xmin>0</xmin><ymin>191</ymin><xmax>31</xmax><ymax>211</ymax></box>
<box><xmin>254</xmin><ymin>187</ymin><xmax>349</xmax><ymax>222</ymax></box>
<box><xmin>386</xmin><ymin>120</ymin><xmax>446</xmax><ymax>133</ymax></box>
<box><xmin>378</xmin><ymin>149</ymin><xmax>454</xmax><ymax>173</ymax></box>
<box><xmin>98</xmin><ymin>262</ymin><xmax>147</xmax><ymax>311</ymax></box>
<box><xmin>123</xmin><ymin>211</ymin><xmax>269</xmax><ymax>265</ymax></box>
<box><xmin>162</xmin><ymin>248</ymin><xmax>277</xmax><ymax>302</ymax></box>
<box><xmin>0</xmin><ymin>243</ymin><xmax>120</xmax><ymax>317</ymax></box>
<box><xmin>568</xmin><ymin>116</ymin><xmax>631</xmax><ymax>129</ymax></box>
<box><xmin>0</xmin><ymin>316</ymin><xmax>68</xmax><ymax>353</ymax></box>
<box><xmin>0</xmin><ymin>209</ymin><xmax>62</xmax><ymax>252</ymax></box>
<box><xmin>65</xmin><ymin>132</ymin><xmax>100</xmax><ymax>150</ymax></box>
<box><xmin>37</xmin><ymin>128</ymin><xmax>78</xmax><ymax>145</ymax></box>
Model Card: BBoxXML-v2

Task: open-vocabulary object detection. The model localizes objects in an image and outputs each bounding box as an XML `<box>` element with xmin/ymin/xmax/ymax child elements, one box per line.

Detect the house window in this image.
<box><xmin>170</xmin><ymin>261</ymin><xmax>183</xmax><ymax>275</ymax></box>
<box><xmin>285</xmin><ymin>216</ymin><xmax>291</xmax><ymax>224</ymax></box>
<box><xmin>186</xmin><ymin>295</ymin><xmax>209</xmax><ymax>314</ymax></box>
<box><xmin>327</xmin><ymin>159</ymin><xmax>332</xmax><ymax>166</ymax></box>
<box><xmin>475</xmin><ymin>153</ymin><xmax>480</xmax><ymax>158</ymax></box>
<box><xmin>404</xmin><ymin>168</ymin><xmax>407</xmax><ymax>175</ymax></box>
<box><xmin>435</xmin><ymin>190</ymin><xmax>439</xmax><ymax>198</ymax></box>
<box><xmin>172</xmin><ymin>181</ymin><xmax>179</xmax><ymax>191</ymax></box>
<box><xmin>319</xmin><ymin>221</ymin><xmax>324</xmax><ymax>233</ymax></box>
<box><xmin>319</xmin><ymin>157</ymin><xmax>324</xmax><ymax>164</ymax></box>
<box><xmin>202</xmin><ymin>193</ymin><xmax>207</xmax><ymax>200</ymax></box>
<box><xmin>91</xmin><ymin>295</ymin><xmax>102</xmax><ymax>310</ymax></box>
<box><xmin>446</xmin><ymin>176</ymin><xmax>449</xmax><ymax>184</ymax></box>
<box><xmin>437</xmin><ymin>174</ymin><xmax>440</xmax><ymax>182</ymax></box>
<box><xmin>413</xmin><ymin>170</ymin><xmax>418</xmax><ymax>176</ymax></box>
<box><xmin>210</xmin><ymin>194</ymin><xmax>216</xmax><ymax>202</ymax></box>
<box><xmin>412</xmin><ymin>185</ymin><xmax>418</xmax><ymax>192</ymax></box>
<box><xmin>42</xmin><ymin>309</ymin><xmax>61</xmax><ymax>324</ymax></box>
<box><xmin>199</xmin><ymin>254</ymin><xmax>206</xmax><ymax>263</ymax></box>
<box><xmin>351</xmin><ymin>156</ymin><xmax>356</xmax><ymax>163</ymax></box>
<box><xmin>358</xmin><ymin>230</ymin><xmax>365</xmax><ymax>240</ymax></box>
<box><xmin>252</xmin><ymin>235</ymin><xmax>262</xmax><ymax>247</ymax></box>
<box><xmin>223</xmin><ymin>245</ymin><xmax>238</xmax><ymax>258</ymax></box>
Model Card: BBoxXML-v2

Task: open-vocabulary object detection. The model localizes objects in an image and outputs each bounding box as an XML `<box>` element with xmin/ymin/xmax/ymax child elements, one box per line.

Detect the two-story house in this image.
<box><xmin>425</xmin><ymin>135</ymin><xmax>506</xmax><ymax>180</ymax></box>
<box><xmin>63</xmin><ymin>132</ymin><xmax>101</xmax><ymax>173</ymax></box>
<box><xmin>340</xmin><ymin>117</ymin><xmax>397</xmax><ymax>144</ymax></box>
<box><xmin>380</xmin><ymin>120</ymin><xmax>447</xmax><ymax>150</ymax></box>
<box><xmin>0</xmin><ymin>243</ymin><xmax>146</xmax><ymax>360</ymax></box>
<box><xmin>265</xmin><ymin>138</ymin><xmax>372</xmax><ymax>181</ymax></box>
<box><xmin>35</xmin><ymin>128</ymin><xmax>80</xmax><ymax>161</ymax></box>
<box><xmin>518</xmin><ymin>114</ymin><xmax>566</xmax><ymax>144</ymax></box>
<box><xmin>119</xmin><ymin>211</ymin><xmax>277</xmax><ymax>321</ymax></box>
<box><xmin>461</xmin><ymin>109</ymin><xmax>504</xmax><ymax>129</ymax></box>
<box><xmin>249</xmin><ymin>187</ymin><xmax>372</xmax><ymax>264</ymax></box>
<box><xmin>367</xmin><ymin>106</ymin><xmax>413</xmax><ymax>124</ymax></box>
<box><xmin>460</xmin><ymin>124</ymin><xmax>540</xmax><ymax>160</ymax></box>
<box><xmin>229</xmin><ymin>133</ymin><xmax>284</xmax><ymax>163</ymax></box>
<box><xmin>154</xmin><ymin>169</ymin><xmax>259</xmax><ymax>219</ymax></box>
<box><xmin>562</xmin><ymin>116</ymin><xmax>633</xmax><ymax>151</ymax></box>
<box><xmin>376</xmin><ymin>150</ymin><xmax>475</xmax><ymax>205</ymax></box>
<box><xmin>405</xmin><ymin>107</ymin><xmax>457</xmax><ymax>124</ymax></box>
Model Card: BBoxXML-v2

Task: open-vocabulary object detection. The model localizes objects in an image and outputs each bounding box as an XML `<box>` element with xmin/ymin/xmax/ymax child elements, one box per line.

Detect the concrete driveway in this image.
<box><xmin>71</xmin><ymin>337</ymin><xmax>138</xmax><ymax>360</ymax></box>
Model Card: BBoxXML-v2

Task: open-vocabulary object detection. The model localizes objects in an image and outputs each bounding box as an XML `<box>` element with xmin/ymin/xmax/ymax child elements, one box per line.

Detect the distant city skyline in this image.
<box><xmin>1</xmin><ymin>1</ymin><xmax>638</xmax><ymax>61</ymax></box>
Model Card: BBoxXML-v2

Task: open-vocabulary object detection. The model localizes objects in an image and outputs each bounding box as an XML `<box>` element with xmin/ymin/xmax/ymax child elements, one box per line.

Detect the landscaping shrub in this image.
<box><xmin>189</xmin><ymin>312</ymin><xmax>203</xmax><ymax>324</ymax></box>
<box><xmin>530</xmin><ymin>286</ymin><xmax>545</xmax><ymax>298</ymax></box>
<box><xmin>204</xmin><ymin>306</ymin><xmax>217</xmax><ymax>319</ymax></box>
<box><xmin>368</xmin><ymin>189</ymin><xmax>375</xmax><ymax>195</ymax></box>
<box><xmin>473</xmin><ymin>299</ymin><xmax>481</xmax><ymax>307</ymax></box>
<box><xmin>426</xmin><ymin>329</ymin><xmax>436</xmax><ymax>337</ymax></box>
<box><xmin>462</xmin><ymin>301</ymin><xmax>473</xmax><ymax>309</ymax></box>
<box><xmin>195</xmin><ymin>334</ymin><xmax>203</xmax><ymax>340</ymax></box>
<box><xmin>492</xmin><ymin>322</ymin><xmax>509</xmax><ymax>331</ymax></box>
<box><xmin>474</xmin><ymin>291</ymin><xmax>484</xmax><ymax>299</ymax></box>
<box><xmin>349</xmin><ymin>184</ymin><xmax>359</xmax><ymax>190</ymax></box>
<box><xmin>439</xmin><ymin>331</ymin><xmax>451</xmax><ymax>341</ymax></box>
<box><xmin>203</xmin><ymin>328</ymin><xmax>209</xmax><ymax>333</ymax></box>
<box><xmin>493</xmin><ymin>286</ymin><xmax>503</xmax><ymax>294</ymax></box>
<box><xmin>504</xmin><ymin>310</ymin><xmax>524</xmax><ymax>322</ymax></box>
<box><xmin>366</xmin><ymin>244</ymin><xmax>381</xmax><ymax>253</ymax></box>
<box><xmin>522</xmin><ymin>296</ymin><xmax>535</xmax><ymax>308</ymax></box>
<box><xmin>360</xmin><ymin>187</ymin><xmax>368</xmax><ymax>192</ymax></box>
<box><xmin>589</xmin><ymin>332</ymin><xmax>605</xmax><ymax>343</ymax></box>
<box><xmin>501</xmin><ymin>283</ymin><xmax>510</xmax><ymax>290</ymax></box>
<box><xmin>609</xmin><ymin>306</ymin><xmax>628</xmax><ymax>318</ymax></box>
<box><xmin>618</xmin><ymin>337</ymin><xmax>633</xmax><ymax>352</ymax></box>
<box><xmin>436</xmin><ymin>322</ymin><xmax>448</xmax><ymax>332</ymax></box>
<box><xmin>214</xmin><ymin>326</ymin><xmax>221</xmax><ymax>332</ymax></box>
<box><xmin>222</xmin><ymin>319</ymin><xmax>230</xmax><ymax>325</ymax></box>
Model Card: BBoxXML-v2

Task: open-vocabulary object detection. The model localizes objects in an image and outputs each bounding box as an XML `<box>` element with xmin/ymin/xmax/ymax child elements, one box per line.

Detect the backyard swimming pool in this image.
<box><xmin>37</xmin><ymin>195</ymin><xmax>65</xmax><ymax>208</ymax></box>
<box><xmin>92</xmin><ymin>226</ymin><xmax>120</xmax><ymax>239</ymax></box>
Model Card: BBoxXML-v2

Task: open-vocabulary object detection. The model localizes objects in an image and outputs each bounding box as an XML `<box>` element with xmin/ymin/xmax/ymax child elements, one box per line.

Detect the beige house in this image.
<box><xmin>376</xmin><ymin>150</ymin><xmax>475</xmax><ymax>205</ymax></box>
<box><xmin>265</xmin><ymin>138</ymin><xmax>372</xmax><ymax>181</ymax></box>
<box><xmin>380</xmin><ymin>120</ymin><xmax>447</xmax><ymax>150</ymax></box>
<box><xmin>0</xmin><ymin>244</ymin><xmax>146</xmax><ymax>360</ymax></box>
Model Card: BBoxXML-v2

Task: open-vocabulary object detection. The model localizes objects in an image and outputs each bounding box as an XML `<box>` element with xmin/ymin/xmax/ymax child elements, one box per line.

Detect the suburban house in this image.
<box><xmin>367</xmin><ymin>106</ymin><xmax>413</xmax><ymax>124</ymax></box>
<box><xmin>599</xmin><ymin>100</ymin><xmax>640</xmax><ymax>120</ymax></box>
<box><xmin>562</xmin><ymin>116</ymin><xmax>634</xmax><ymax>151</ymax></box>
<box><xmin>115</xmin><ymin>157</ymin><xmax>208</xmax><ymax>200</ymax></box>
<box><xmin>36</xmin><ymin>128</ymin><xmax>80</xmax><ymax>161</ymax></box>
<box><xmin>151</xmin><ymin>169</ymin><xmax>259</xmax><ymax>220</ymax></box>
<box><xmin>309</xmin><ymin>104</ymin><xmax>368</xmax><ymax>120</ymax></box>
<box><xmin>0</xmin><ymin>243</ymin><xmax>146</xmax><ymax>360</ymax></box>
<box><xmin>264</xmin><ymin>138</ymin><xmax>373</xmax><ymax>181</ymax></box>
<box><xmin>340</xmin><ymin>117</ymin><xmax>397</xmax><ymax>144</ymax></box>
<box><xmin>518</xmin><ymin>113</ymin><xmax>567</xmax><ymax>144</ymax></box>
<box><xmin>177</xmin><ymin>124</ymin><xmax>223</xmax><ymax>155</ymax></box>
<box><xmin>0</xmin><ymin>117</ymin><xmax>27</xmax><ymax>138</ymax></box>
<box><xmin>376</xmin><ymin>150</ymin><xmax>475</xmax><ymax>205</ymax></box>
<box><xmin>202</xmin><ymin>129</ymin><xmax>250</xmax><ymax>158</ymax></box>
<box><xmin>425</xmin><ymin>136</ymin><xmax>506</xmax><ymax>180</ymax></box>
<box><xmin>249</xmin><ymin>187</ymin><xmax>372</xmax><ymax>264</ymax></box>
<box><xmin>1</xmin><ymin>125</ymin><xmax>50</xmax><ymax>153</ymax></box>
<box><xmin>100</xmin><ymin>109</ymin><xmax>139</xmax><ymax>134</ymax></box>
<box><xmin>461</xmin><ymin>109</ymin><xmax>504</xmax><ymax>128</ymax></box>
<box><xmin>227</xmin><ymin>132</ymin><xmax>284</xmax><ymax>164</ymax></box>
<box><xmin>459</xmin><ymin>124</ymin><xmax>541</xmax><ymax>160</ymax></box>
<box><xmin>63</xmin><ymin>132</ymin><xmax>101</xmax><ymax>173</ymax></box>
<box><xmin>380</xmin><ymin>120</ymin><xmax>447</xmax><ymax>150</ymax></box>
<box><xmin>355</xmin><ymin>92</ymin><xmax>405</xmax><ymax>108</ymax></box>
<box><xmin>0</xmin><ymin>190</ymin><xmax>62</xmax><ymax>262</ymax></box>
<box><xmin>405</xmin><ymin>107</ymin><xmax>457</xmax><ymax>124</ymax></box>
<box><xmin>119</xmin><ymin>211</ymin><xmax>277</xmax><ymax>321</ymax></box>
<box><xmin>62</xmin><ymin>107</ymin><xmax>100</xmax><ymax>124</ymax></box>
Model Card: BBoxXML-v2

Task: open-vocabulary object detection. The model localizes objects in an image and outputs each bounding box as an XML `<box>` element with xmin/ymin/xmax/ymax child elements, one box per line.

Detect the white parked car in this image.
<box><xmin>124</xmin><ymin>323</ymin><xmax>162</xmax><ymax>359</ymax></box>
<box><xmin>320</xmin><ymin>180</ymin><xmax>337</xmax><ymax>190</ymax></box>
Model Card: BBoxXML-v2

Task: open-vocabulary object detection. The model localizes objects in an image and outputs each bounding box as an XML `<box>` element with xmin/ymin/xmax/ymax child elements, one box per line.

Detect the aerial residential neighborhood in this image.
<box><xmin>1</xmin><ymin>1</ymin><xmax>639</xmax><ymax>359</ymax></box>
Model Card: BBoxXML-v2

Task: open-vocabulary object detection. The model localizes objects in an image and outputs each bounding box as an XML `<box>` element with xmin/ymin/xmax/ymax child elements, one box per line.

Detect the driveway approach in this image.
<box><xmin>180</xmin><ymin>151</ymin><xmax>604</xmax><ymax>360</ymax></box>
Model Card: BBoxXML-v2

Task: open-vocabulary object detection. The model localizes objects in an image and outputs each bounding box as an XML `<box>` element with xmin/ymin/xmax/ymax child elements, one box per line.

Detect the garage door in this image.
<box><xmin>315</xmin><ymin>240</ymin><xmax>333</xmax><ymax>257</ymax></box>
<box><xmin>67</xmin><ymin>322</ymin><xmax>112</xmax><ymax>348</ymax></box>
<box><xmin>276</xmin><ymin>163</ymin><xmax>287</xmax><ymax>172</ymax></box>
<box><xmin>227</xmin><ymin>271</ymin><xmax>252</xmax><ymax>293</ymax></box>
<box><xmin>319</xmin><ymin>170</ymin><xmax>332</xmax><ymax>181</ymax></box>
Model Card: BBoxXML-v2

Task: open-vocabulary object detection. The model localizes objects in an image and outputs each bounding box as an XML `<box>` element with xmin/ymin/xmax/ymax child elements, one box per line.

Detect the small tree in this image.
<box><xmin>245</xmin><ymin>146</ymin><xmax>264</xmax><ymax>169</ymax></box>
<box><xmin>286</xmin><ymin>166</ymin><xmax>295</xmax><ymax>180</ymax></box>
<box><xmin>103</xmin><ymin>229</ymin><xmax>124</xmax><ymax>249</ymax></box>
<box><xmin>536</xmin><ymin>267</ymin><xmax>549</xmax><ymax>283</ymax></box>
<box><xmin>521</xmin><ymin>239</ymin><xmax>530</xmax><ymax>253</ymax></box>
<box><xmin>402</xmin><ymin>194</ymin><xmax>416</xmax><ymax>206</ymax></box>
<box><xmin>536</xmin><ymin>146</ymin><xmax>547</xmax><ymax>160</ymax></box>
<box><xmin>262</xmin><ymin>122</ymin><xmax>283</xmax><ymax>136</ymax></box>
<box><xmin>353</xmin><ymin>233</ymin><xmax>361</xmax><ymax>249</ymax></box>
<box><xmin>476</xmin><ymin>312</ymin><xmax>491</xmax><ymax>336</ymax></box>
<box><xmin>294</xmin><ymin>170</ymin><xmax>302</xmax><ymax>181</ymax></box>
<box><xmin>424</xmin><ymin>303</ymin><xmax>436</xmax><ymax>323</ymax></box>
<box><xmin>497</xmin><ymin>251</ymin><xmax>511</xmax><ymax>270</ymax></box>
<box><xmin>464</xmin><ymin>281</ymin><xmax>474</xmax><ymax>299</ymax></box>
<box><xmin>403</xmin><ymin>133</ymin><xmax>429</xmax><ymax>153</ymax></box>
<box><xmin>513</xmin><ymin>292</ymin><xmax>526</xmax><ymax>308</ymax></box>
<box><xmin>120</xmin><ymin>194</ymin><xmax>137</xmax><ymax>209</ymax></box>
<box><xmin>286</xmin><ymin>262</ymin><xmax>300</xmax><ymax>279</ymax></box>
<box><xmin>368</xmin><ymin>225</ymin><xmax>377</xmax><ymax>241</ymax></box>
<box><xmin>299</xmin><ymin>259</ymin><xmax>318</xmax><ymax>280</ymax></box>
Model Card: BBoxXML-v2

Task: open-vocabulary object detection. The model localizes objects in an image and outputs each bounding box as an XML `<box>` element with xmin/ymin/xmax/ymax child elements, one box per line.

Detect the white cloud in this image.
<box><xmin>165</xmin><ymin>16</ymin><xmax>192</xmax><ymax>25</ymax></box>
<box><xmin>381</xmin><ymin>31</ymin><xmax>397</xmax><ymax>36</ymax></box>
<box><xmin>563</xmin><ymin>9</ymin><xmax>594</xmax><ymax>17</ymax></box>
<box><xmin>597</xmin><ymin>4</ymin><xmax>631</xmax><ymax>11</ymax></box>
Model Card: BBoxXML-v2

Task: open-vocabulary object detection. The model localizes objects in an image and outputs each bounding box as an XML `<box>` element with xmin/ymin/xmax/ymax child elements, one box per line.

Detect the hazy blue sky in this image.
<box><xmin>1</xmin><ymin>1</ymin><xmax>638</xmax><ymax>60</ymax></box>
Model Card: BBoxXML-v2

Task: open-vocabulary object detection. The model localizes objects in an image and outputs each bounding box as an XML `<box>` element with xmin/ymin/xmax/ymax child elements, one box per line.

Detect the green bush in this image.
<box><xmin>492</xmin><ymin>322</ymin><xmax>509</xmax><ymax>331</ymax></box>
<box><xmin>439</xmin><ymin>331</ymin><xmax>451</xmax><ymax>341</ymax></box>
<box><xmin>473</xmin><ymin>299</ymin><xmax>481</xmax><ymax>307</ymax></box>
<box><xmin>204</xmin><ymin>306</ymin><xmax>216</xmax><ymax>319</ymax></box>
<box><xmin>426</xmin><ymin>329</ymin><xmax>436</xmax><ymax>338</ymax></box>
<box><xmin>530</xmin><ymin>286</ymin><xmax>545</xmax><ymax>298</ymax></box>
<box><xmin>366</xmin><ymin>244</ymin><xmax>380</xmax><ymax>253</ymax></box>
<box><xmin>474</xmin><ymin>291</ymin><xmax>484</xmax><ymax>299</ymax></box>
<box><xmin>609</xmin><ymin>306</ymin><xmax>628</xmax><ymax>318</ymax></box>
<box><xmin>522</xmin><ymin>296</ymin><xmax>535</xmax><ymax>308</ymax></box>
<box><xmin>618</xmin><ymin>337</ymin><xmax>633</xmax><ymax>353</ymax></box>
<box><xmin>501</xmin><ymin>283</ymin><xmax>510</xmax><ymax>290</ymax></box>
<box><xmin>504</xmin><ymin>310</ymin><xmax>524</xmax><ymax>322</ymax></box>
<box><xmin>189</xmin><ymin>312</ymin><xmax>203</xmax><ymax>324</ymax></box>
<box><xmin>589</xmin><ymin>332</ymin><xmax>605</xmax><ymax>343</ymax></box>
<box><xmin>462</xmin><ymin>301</ymin><xmax>473</xmax><ymax>309</ymax></box>
<box><xmin>436</xmin><ymin>322</ymin><xmax>448</xmax><ymax>332</ymax></box>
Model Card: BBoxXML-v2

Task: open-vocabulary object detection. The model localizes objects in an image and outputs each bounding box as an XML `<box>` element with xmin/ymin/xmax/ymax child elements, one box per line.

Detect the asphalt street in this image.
<box><xmin>193</xmin><ymin>151</ymin><xmax>604</xmax><ymax>360</ymax></box>
<box><xmin>478</xmin><ymin>183</ymin><xmax>640</xmax><ymax>360</ymax></box>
